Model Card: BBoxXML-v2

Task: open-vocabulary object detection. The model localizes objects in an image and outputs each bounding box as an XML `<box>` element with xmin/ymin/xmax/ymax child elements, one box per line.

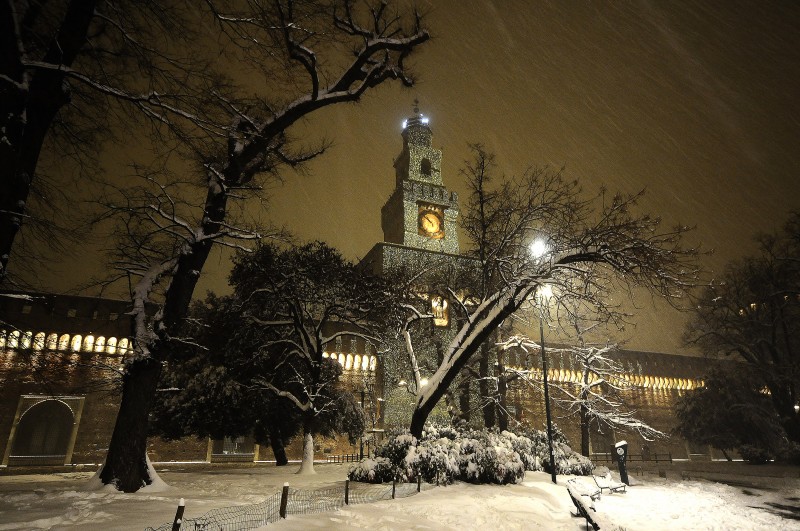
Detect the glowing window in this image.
<box><xmin>82</xmin><ymin>335</ymin><xmax>95</xmax><ymax>352</ymax></box>
<box><xmin>369</xmin><ymin>356</ymin><xmax>377</xmax><ymax>372</ymax></box>
<box><xmin>94</xmin><ymin>336</ymin><xmax>106</xmax><ymax>353</ymax></box>
<box><xmin>345</xmin><ymin>354</ymin><xmax>353</xmax><ymax>370</ymax></box>
<box><xmin>70</xmin><ymin>335</ymin><xmax>83</xmax><ymax>352</ymax></box>
<box><xmin>118</xmin><ymin>338</ymin><xmax>129</xmax><ymax>353</ymax></box>
<box><xmin>431</xmin><ymin>296</ymin><xmax>449</xmax><ymax>327</ymax></box>
<box><xmin>0</xmin><ymin>330</ymin><xmax>6</xmax><ymax>348</ymax></box>
<box><xmin>354</xmin><ymin>354</ymin><xmax>361</xmax><ymax>371</ymax></box>
<box><xmin>33</xmin><ymin>332</ymin><xmax>46</xmax><ymax>351</ymax></box>
<box><xmin>106</xmin><ymin>337</ymin><xmax>117</xmax><ymax>354</ymax></box>
<box><xmin>46</xmin><ymin>333</ymin><xmax>58</xmax><ymax>350</ymax></box>
<box><xmin>21</xmin><ymin>331</ymin><xmax>32</xmax><ymax>349</ymax></box>
<box><xmin>9</xmin><ymin>331</ymin><xmax>20</xmax><ymax>349</ymax></box>
<box><xmin>337</xmin><ymin>353</ymin><xmax>345</xmax><ymax>366</ymax></box>
<box><xmin>361</xmin><ymin>355</ymin><xmax>369</xmax><ymax>371</ymax></box>
<box><xmin>58</xmin><ymin>334</ymin><xmax>70</xmax><ymax>351</ymax></box>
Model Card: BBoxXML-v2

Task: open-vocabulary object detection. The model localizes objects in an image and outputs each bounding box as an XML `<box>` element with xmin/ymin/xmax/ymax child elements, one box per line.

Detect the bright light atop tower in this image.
<box><xmin>421</xmin><ymin>116</ymin><xmax>429</xmax><ymax>124</ymax></box>
<box><xmin>402</xmin><ymin>119</ymin><xmax>408</xmax><ymax>129</ymax></box>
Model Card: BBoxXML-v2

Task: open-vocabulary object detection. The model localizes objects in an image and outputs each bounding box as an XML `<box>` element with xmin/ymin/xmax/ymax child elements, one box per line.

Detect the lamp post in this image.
<box><xmin>537</xmin><ymin>285</ymin><xmax>557</xmax><ymax>484</ymax></box>
<box><xmin>360</xmin><ymin>389</ymin><xmax>365</xmax><ymax>460</ymax></box>
<box><xmin>530</xmin><ymin>237</ymin><xmax>557</xmax><ymax>485</ymax></box>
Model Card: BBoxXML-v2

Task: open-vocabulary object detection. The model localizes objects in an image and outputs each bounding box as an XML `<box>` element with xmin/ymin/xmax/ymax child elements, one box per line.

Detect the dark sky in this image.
<box><xmin>53</xmin><ymin>1</ymin><xmax>800</xmax><ymax>354</ymax></box>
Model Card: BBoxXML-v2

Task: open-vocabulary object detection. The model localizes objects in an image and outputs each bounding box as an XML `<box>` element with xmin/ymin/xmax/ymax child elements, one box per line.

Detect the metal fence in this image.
<box><xmin>145</xmin><ymin>479</ymin><xmax>435</xmax><ymax>531</ymax></box>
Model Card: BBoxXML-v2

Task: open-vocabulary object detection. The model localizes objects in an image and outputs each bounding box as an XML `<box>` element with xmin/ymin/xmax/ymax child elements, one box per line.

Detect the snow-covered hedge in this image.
<box><xmin>349</xmin><ymin>424</ymin><xmax>592</xmax><ymax>485</ymax></box>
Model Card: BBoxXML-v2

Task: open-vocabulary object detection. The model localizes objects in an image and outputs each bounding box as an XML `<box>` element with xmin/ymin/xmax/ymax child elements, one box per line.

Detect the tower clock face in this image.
<box><xmin>418</xmin><ymin>208</ymin><xmax>444</xmax><ymax>239</ymax></box>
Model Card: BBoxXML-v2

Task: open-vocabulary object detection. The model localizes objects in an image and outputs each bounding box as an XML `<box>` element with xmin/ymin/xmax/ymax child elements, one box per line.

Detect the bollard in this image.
<box><xmin>280</xmin><ymin>482</ymin><xmax>289</xmax><ymax>519</ymax></box>
<box><xmin>345</xmin><ymin>479</ymin><xmax>350</xmax><ymax>505</ymax></box>
<box><xmin>171</xmin><ymin>498</ymin><xmax>185</xmax><ymax>531</ymax></box>
<box><xmin>392</xmin><ymin>479</ymin><xmax>396</xmax><ymax>499</ymax></box>
<box><xmin>417</xmin><ymin>475</ymin><xmax>421</xmax><ymax>493</ymax></box>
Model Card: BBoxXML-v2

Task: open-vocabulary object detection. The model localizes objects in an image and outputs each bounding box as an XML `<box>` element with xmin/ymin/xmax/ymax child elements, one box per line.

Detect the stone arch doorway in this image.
<box><xmin>3</xmin><ymin>396</ymin><xmax>84</xmax><ymax>466</ymax></box>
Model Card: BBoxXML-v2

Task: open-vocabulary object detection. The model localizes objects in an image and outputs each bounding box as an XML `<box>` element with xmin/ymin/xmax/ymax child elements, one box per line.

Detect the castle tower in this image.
<box><xmin>380</xmin><ymin>103</ymin><xmax>460</xmax><ymax>254</ymax></box>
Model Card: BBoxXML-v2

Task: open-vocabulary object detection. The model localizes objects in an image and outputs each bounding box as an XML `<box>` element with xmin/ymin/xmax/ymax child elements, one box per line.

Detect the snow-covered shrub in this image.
<box><xmin>516</xmin><ymin>424</ymin><xmax>593</xmax><ymax>476</ymax></box>
<box><xmin>352</xmin><ymin>423</ymin><xmax>589</xmax><ymax>485</ymax></box>
<box><xmin>347</xmin><ymin>457</ymin><xmax>396</xmax><ymax>483</ymax></box>
<box><xmin>408</xmin><ymin>436</ymin><xmax>461</xmax><ymax>485</ymax></box>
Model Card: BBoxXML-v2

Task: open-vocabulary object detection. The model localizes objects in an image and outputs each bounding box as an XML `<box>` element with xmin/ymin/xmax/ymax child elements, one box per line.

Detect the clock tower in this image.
<box><xmin>381</xmin><ymin>103</ymin><xmax>460</xmax><ymax>254</ymax></box>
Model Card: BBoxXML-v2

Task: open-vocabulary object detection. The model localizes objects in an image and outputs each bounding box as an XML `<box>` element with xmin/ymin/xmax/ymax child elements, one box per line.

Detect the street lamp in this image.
<box><xmin>530</xmin><ymin>237</ymin><xmax>557</xmax><ymax>484</ymax></box>
<box><xmin>537</xmin><ymin>284</ymin><xmax>558</xmax><ymax>485</ymax></box>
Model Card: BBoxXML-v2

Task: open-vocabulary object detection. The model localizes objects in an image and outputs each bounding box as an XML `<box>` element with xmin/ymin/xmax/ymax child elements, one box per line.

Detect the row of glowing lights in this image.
<box><xmin>0</xmin><ymin>330</ymin><xmax>131</xmax><ymax>355</ymax></box>
<box><xmin>322</xmin><ymin>352</ymin><xmax>377</xmax><ymax>372</ymax></box>
<box><xmin>400</xmin><ymin>370</ymin><xmax>701</xmax><ymax>391</ymax></box>
<box><xmin>507</xmin><ymin>366</ymin><xmax>702</xmax><ymax>390</ymax></box>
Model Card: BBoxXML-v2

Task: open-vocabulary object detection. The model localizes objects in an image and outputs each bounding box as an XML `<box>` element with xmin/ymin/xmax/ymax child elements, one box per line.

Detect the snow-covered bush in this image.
<box><xmin>348</xmin><ymin>457</ymin><xmax>396</xmax><ymax>483</ymax></box>
<box><xmin>348</xmin><ymin>429</ymin><xmax>418</xmax><ymax>483</ymax></box>
<box><xmin>408</xmin><ymin>436</ymin><xmax>461</xmax><ymax>484</ymax></box>
<box><xmin>351</xmin><ymin>424</ymin><xmax>590</xmax><ymax>484</ymax></box>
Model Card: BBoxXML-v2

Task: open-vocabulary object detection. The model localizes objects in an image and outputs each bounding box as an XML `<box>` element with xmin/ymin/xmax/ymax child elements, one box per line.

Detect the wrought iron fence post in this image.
<box><xmin>280</xmin><ymin>482</ymin><xmax>289</xmax><ymax>519</ymax></box>
<box><xmin>417</xmin><ymin>475</ymin><xmax>421</xmax><ymax>493</ymax></box>
<box><xmin>171</xmin><ymin>498</ymin><xmax>185</xmax><ymax>531</ymax></box>
<box><xmin>345</xmin><ymin>479</ymin><xmax>350</xmax><ymax>505</ymax></box>
<box><xmin>392</xmin><ymin>479</ymin><xmax>396</xmax><ymax>499</ymax></box>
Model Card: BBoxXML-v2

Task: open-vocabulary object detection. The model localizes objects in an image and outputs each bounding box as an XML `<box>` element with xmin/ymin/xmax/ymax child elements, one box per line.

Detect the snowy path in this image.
<box><xmin>0</xmin><ymin>463</ymin><xmax>798</xmax><ymax>530</ymax></box>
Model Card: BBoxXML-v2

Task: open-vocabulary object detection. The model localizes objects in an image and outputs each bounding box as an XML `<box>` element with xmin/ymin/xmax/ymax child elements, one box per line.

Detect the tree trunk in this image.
<box><xmin>270</xmin><ymin>430</ymin><xmax>289</xmax><ymax>466</ymax></box>
<box><xmin>580</xmin><ymin>403</ymin><xmax>590</xmax><ymax>457</ymax></box>
<box><xmin>458</xmin><ymin>372</ymin><xmax>470</xmax><ymax>423</ymax></box>
<box><xmin>410</xmin><ymin>285</ymin><xmax>533</xmax><ymax>438</ymax></box>
<box><xmin>479</xmin><ymin>342</ymin><xmax>495</xmax><ymax>428</ymax></box>
<box><xmin>497</xmin><ymin>371</ymin><xmax>509</xmax><ymax>432</ymax></box>
<box><xmin>99</xmin><ymin>357</ymin><xmax>163</xmax><ymax>492</ymax></box>
<box><xmin>0</xmin><ymin>0</ymin><xmax>97</xmax><ymax>282</ymax></box>
<box><xmin>296</xmin><ymin>426</ymin><xmax>315</xmax><ymax>475</ymax></box>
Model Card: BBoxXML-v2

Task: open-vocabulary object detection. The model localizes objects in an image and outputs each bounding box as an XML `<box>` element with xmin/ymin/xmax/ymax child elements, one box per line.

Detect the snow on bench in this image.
<box><xmin>592</xmin><ymin>466</ymin><xmax>627</xmax><ymax>494</ymax></box>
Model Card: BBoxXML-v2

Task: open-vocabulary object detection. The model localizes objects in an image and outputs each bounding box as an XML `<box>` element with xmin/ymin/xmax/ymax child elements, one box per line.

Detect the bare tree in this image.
<box><xmin>0</xmin><ymin>0</ymin><xmax>233</xmax><ymax>283</ymax></box>
<box><xmin>408</xmin><ymin>145</ymin><xmax>701</xmax><ymax>438</ymax></box>
<box><xmin>500</xmin><ymin>334</ymin><xmax>663</xmax><ymax>457</ymax></box>
<box><xmin>87</xmin><ymin>1</ymin><xmax>429</xmax><ymax>491</ymax></box>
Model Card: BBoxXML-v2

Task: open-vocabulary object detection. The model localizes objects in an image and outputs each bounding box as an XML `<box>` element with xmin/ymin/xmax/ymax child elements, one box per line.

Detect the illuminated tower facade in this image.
<box><xmin>380</xmin><ymin>104</ymin><xmax>460</xmax><ymax>254</ymax></box>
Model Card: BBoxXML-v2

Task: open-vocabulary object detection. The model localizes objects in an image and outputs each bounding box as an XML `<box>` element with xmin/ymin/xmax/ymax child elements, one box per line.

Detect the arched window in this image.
<box><xmin>345</xmin><ymin>354</ymin><xmax>353</xmax><ymax>370</ymax></box>
<box><xmin>21</xmin><ymin>331</ymin><xmax>32</xmax><ymax>349</ymax></box>
<box><xmin>82</xmin><ymin>335</ymin><xmax>95</xmax><ymax>352</ymax></box>
<box><xmin>106</xmin><ymin>337</ymin><xmax>117</xmax><ymax>354</ymax></box>
<box><xmin>361</xmin><ymin>354</ymin><xmax>369</xmax><ymax>371</ymax></box>
<box><xmin>0</xmin><ymin>330</ymin><xmax>6</xmax><ymax>349</ymax></box>
<box><xmin>420</xmin><ymin>158</ymin><xmax>432</xmax><ymax>176</ymax></box>
<box><xmin>58</xmin><ymin>334</ymin><xmax>70</xmax><ymax>351</ymax></box>
<box><xmin>8</xmin><ymin>330</ymin><xmax>20</xmax><ymax>349</ymax></box>
<box><xmin>46</xmin><ymin>333</ymin><xmax>58</xmax><ymax>350</ymax></box>
<box><xmin>353</xmin><ymin>354</ymin><xmax>362</xmax><ymax>372</ymax></box>
<box><xmin>70</xmin><ymin>335</ymin><xmax>83</xmax><ymax>352</ymax></box>
<box><xmin>11</xmin><ymin>400</ymin><xmax>74</xmax><ymax>458</ymax></box>
<box><xmin>94</xmin><ymin>336</ymin><xmax>106</xmax><ymax>353</ymax></box>
<box><xmin>117</xmin><ymin>338</ymin><xmax>129</xmax><ymax>353</ymax></box>
<box><xmin>33</xmin><ymin>332</ymin><xmax>46</xmax><ymax>351</ymax></box>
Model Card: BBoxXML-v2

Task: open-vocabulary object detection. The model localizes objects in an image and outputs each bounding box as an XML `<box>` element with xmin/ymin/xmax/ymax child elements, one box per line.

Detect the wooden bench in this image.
<box><xmin>566</xmin><ymin>481</ymin><xmax>600</xmax><ymax>531</ymax></box>
<box><xmin>592</xmin><ymin>466</ymin><xmax>626</xmax><ymax>494</ymax></box>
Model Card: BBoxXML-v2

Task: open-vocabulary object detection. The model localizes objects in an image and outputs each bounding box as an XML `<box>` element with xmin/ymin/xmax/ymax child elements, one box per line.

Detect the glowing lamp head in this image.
<box><xmin>530</xmin><ymin>239</ymin><xmax>549</xmax><ymax>259</ymax></box>
<box><xmin>420</xmin><ymin>378</ymin><xmax>429</xmax><ymax>387</ymax></box>
<box><xmin>537</xmin><ymin>284</ymin><xmax>553</xmax><ymax>300</ymax></box>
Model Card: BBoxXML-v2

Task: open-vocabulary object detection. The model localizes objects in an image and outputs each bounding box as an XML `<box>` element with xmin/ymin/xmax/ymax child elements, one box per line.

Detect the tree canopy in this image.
<box><xmin>685</xmin><ymin>211</ymin><xmax>800</xmax><ymax>443</ymax></box>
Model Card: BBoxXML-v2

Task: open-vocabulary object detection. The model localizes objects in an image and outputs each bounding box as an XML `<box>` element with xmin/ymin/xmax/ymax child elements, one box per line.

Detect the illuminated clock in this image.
<box><xmin>418</xmin><ymin>208</ymin><xmax>444</xmax><ymax>238</ymax></box>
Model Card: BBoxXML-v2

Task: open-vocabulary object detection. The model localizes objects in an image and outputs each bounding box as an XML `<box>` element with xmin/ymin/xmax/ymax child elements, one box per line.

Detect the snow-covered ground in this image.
<box><xmin>0</xmin><ymin>462</ymin><xmax>798</xmax><ymax>530</ymax></box>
